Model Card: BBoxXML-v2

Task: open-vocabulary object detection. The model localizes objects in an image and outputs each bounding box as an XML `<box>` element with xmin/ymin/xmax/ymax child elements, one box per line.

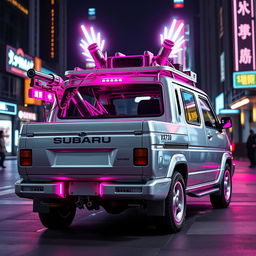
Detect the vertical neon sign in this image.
<box><xmin>50</xmin><ymin>0</ymin><xmax>55</xmax><ymax>59</ymax></box>
<box><xmin>232</xmin><ymin>0</ymin><xmax>255</xmax><ymax>71</ymax></box>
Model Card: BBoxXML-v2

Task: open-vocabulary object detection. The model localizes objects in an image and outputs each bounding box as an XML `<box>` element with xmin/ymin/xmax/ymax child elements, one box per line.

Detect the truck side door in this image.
<box><xmin>198</xmin><ymin>96</ymin><xmax>226</xmax><ymax>182</ymax></box>
<box><xmin>180</xmin><ymin>90</ymin><xmax>209</xmax><ymax>186</ymax></box>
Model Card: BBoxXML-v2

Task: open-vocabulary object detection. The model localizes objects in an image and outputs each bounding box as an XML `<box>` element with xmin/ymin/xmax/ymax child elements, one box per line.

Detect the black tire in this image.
<box><xmin>39</xmin><ymin>203</ymin><xmax>76</xmax><ymax>229</ymax></box>
<box><xmin>157</xmin><ymin>172</ymin><xmax>186</xmax><ymax>233</ymax></box>
<box><xmin>210</xmin><ymin>164</ymin><xmax>232</xmax><ymax>209</ymax></box>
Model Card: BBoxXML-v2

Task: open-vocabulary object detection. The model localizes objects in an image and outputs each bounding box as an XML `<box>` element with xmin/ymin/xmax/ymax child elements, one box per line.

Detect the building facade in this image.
<box><xmin>0</xmin><ymin>0</ymin><xmax>67</xmax><ymax>155</ymax></box>
<box><xmin>199</xmin><ymin>0</ymin><xmax>256</xmax><ymax>158</ymax></box>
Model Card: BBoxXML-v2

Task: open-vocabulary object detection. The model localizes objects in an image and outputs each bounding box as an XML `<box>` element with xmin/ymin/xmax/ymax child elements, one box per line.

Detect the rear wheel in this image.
<box><xmin>210</xmin><ymin>164</ymin><xmax>232</xmax><ymax>208</ymax></box>
<box><xmin>157</xmin><ymin>172</ymin><xmax>186</xmax><ymax>233</ymax></box>
<box><xmin>39</xmin><ymin>203</ymin><xmax>76</xmax><ymax>229</ymax></box>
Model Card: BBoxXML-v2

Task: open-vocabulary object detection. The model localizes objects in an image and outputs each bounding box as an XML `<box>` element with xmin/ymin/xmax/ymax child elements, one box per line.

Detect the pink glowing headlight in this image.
<box><xmin>28</xmin><ymin>88</ymin><xmax>55</xmax><ymax>102</ymax></box>
<box><xmin>102</xmin><ymin>78</ymin><xmax>123</xmax><ymax>83</ymax></box>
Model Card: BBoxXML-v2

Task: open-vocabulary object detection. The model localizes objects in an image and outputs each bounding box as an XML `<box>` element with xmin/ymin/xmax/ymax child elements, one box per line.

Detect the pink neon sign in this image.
<box><xmin>232</xmin><ymin>0</ymin><xmax>256</xmax><ymax>71</ymax></box>
<box><xmin>28</xmin><ymin>88</ymin><xmax>55</xmax><ymax>102</ymax></box>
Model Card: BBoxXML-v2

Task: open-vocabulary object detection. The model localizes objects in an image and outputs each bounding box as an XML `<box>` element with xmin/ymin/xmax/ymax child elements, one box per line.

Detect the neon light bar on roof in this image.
<box><xmin>160</xmin><ymin>19</ymin><xmax>185</xmax><ymax>58</ymax></box>
<box><xmin>80</xmin><ymin>25</ymin><xmax>105</xmax><ymax>63</ymax></box>
<box><xmin>102</xmin><ymin>78</ymin><xmax>123</xmax><ymax>83</ymax></box>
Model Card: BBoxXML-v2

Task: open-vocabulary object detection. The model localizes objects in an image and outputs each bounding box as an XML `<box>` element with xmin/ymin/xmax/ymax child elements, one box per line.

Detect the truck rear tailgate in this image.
<box><xmin>20</xmin><ymin>121</ymin><xmax>143</xmax><ymax>178</ymax></box>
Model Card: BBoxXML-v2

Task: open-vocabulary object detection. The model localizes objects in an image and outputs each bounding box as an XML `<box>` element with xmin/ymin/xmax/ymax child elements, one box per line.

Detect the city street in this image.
<box><xmin>0</xmin><ymin>160</ymin><xmax>256</xmax><ymax>256</ymax></box>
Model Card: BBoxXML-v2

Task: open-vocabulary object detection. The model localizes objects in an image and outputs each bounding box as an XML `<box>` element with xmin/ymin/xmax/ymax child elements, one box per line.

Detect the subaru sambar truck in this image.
<box><xmin>15</xmin><ymin>39</ymin><xmax>234</xmax><ymax>233</ymax></box>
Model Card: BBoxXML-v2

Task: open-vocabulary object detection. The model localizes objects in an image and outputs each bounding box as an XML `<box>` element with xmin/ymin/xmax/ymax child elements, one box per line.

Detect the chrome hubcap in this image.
<box><xmin>224</xmin><ymin>170</ymin><xmax>231</xmax><ymax>201</ymax></box>
<box><xmin>172</xmin><ymin>181</ymin><xmax>185</xmax><ymax>223</ymax></box>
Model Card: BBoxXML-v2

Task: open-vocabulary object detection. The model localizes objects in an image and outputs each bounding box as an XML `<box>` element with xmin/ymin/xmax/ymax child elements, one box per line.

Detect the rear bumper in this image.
<box><xmin>15</xmin><ymin>178</ymin><xmax>171</xmax><ymax>200</ymax></box>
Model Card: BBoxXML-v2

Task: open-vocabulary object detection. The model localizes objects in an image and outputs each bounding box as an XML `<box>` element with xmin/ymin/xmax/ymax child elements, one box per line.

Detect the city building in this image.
<box><xmin>199</xmin><ymin>0</ymin><xmax>256</xmax><ymax>158</ymax></box>
<box><xmin>0</xmin><ymin>0</ymin><xmax>67</xmax><ymax>155</ymax></box>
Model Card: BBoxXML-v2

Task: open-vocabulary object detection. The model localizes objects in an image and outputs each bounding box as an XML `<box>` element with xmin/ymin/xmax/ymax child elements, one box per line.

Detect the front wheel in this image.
<box><xmin>210</xmin><ymin>164</ymin><xmax>232</xmax><ymax>208</ymax></box>
<box><xmin>157</xmin><ymin>172</ymin><xmax>186</xmax><ymax>233</ymax></box>
<box><xmin>39</xmin><ymin>203</ymin><xmax>76</xmax><ymax>229</ymax></box>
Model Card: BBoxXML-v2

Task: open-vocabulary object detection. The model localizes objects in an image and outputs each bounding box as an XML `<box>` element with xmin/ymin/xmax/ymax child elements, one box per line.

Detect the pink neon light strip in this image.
<box><xmin>251</xmin><ymin>0</ymin><xmax>254</xmax><ymax>18</ymax></box>
<box><xmin>55</xmin><ymin>182</ymin><xmax>64</xmax><ymax>198</ymax></box>
<box><xmin>233</xmin><ymin>0</ymin><xmax>239</xmax><ymax>71</ymax></box>
<box><xmin>102</xmin><ymin>78</ymin><xmax>123</xmax><ymax>83</ymax></box>
<box><xmin>252</xmin><ymin>20</ymin><xmax>256</xmax><ymax>69</ymax></box>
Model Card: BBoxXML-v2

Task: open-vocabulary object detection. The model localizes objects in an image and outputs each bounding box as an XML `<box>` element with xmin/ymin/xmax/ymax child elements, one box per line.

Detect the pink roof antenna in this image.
<box><xmin>159</xmin><ymin>19</ymin><xmax>185</xmax><ymax>58</ymax></box>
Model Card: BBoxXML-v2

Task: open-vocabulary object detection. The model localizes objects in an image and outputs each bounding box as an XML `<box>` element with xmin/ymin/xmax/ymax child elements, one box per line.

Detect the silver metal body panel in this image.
<box><xmin>16</xmin><ymin>72</ymin><xmax>233</xmax><ymax>202</ymax></box>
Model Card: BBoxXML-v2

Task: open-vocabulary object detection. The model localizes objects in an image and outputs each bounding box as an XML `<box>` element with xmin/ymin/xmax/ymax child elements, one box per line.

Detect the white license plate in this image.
<box><xmin>69</xmin><ymin>182</ymin><xmax>99</xmax><ymax>196</ymax></box>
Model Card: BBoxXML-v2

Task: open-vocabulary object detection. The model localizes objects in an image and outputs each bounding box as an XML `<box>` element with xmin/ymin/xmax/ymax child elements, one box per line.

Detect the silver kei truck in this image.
<box><xmin>15</xmin><ymin>39</ymin><xmax>234</xmax><ymax>233</ymax></box>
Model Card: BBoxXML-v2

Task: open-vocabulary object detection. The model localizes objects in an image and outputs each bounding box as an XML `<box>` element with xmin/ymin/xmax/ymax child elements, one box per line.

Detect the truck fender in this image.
<box><xmin>166</xmin><ymin>154</ymin><xmax>188</xmax><ymax>178</ymax></box>
<box><xmin>217</xmin><ymin>152</ymin><xmax>233</xmax><ymax>183</ymax></box>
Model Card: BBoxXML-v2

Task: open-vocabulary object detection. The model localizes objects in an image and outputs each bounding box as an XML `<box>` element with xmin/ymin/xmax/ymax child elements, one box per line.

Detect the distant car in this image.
<box><xmin>15</xmin><ymin>40</ymin><xmax>234</xmax><ymax>233</ymax></box>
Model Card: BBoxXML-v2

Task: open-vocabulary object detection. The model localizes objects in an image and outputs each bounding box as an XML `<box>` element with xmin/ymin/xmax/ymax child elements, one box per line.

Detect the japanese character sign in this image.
<box><xmin>232</xmin><ymin>0</ymin><xmax>255</xmax><ymax>71</ymax></box>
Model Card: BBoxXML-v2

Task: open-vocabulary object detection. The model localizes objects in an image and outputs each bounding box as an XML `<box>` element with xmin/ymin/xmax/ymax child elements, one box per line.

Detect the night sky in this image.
<box><xmin>67</xmin><ymin>0</ymin><xmax>197</xmax><ymax>69</ymax></box>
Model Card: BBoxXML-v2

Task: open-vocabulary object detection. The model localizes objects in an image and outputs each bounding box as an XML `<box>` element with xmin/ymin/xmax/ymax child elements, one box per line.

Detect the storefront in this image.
<box><xmin>0</xmin><ymin>101</ymin><xmax>17</xmax><ymax>154</ymax></box>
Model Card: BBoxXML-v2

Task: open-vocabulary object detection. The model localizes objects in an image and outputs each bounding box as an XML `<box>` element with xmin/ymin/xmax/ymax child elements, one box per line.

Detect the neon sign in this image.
<box><xmin>18</xmin><ymin>111</ymin><xmax>37</xmax><ymax>121</ymax></box>
<box><xmin>233</xmin><ymin>71</ymin><xmax>256</xmax><ymax>88</ymax></box>
<box><xmin>28</xmin><ymin>88</ymin><xmax>55</xmax><ymax>103</ymax></box>
<box><xmin>50</xmin><ymin>0</ymin><xmax>55</xmax><ymax>59</ymax></box>
<box><xmin>6</xmin><ymin>45</ymin><xmax>34</xmax><ymax>78</ymax></box>
<box><xmin>232</xmin><ymin>0</ymin><xmax>255</xmax><ymax>71</ymax></box>
<box><xmin>173</xmin><ymin>0</ymin><xmax>184</xmax><ymax>8</ymax></box>
<box><xmin>0</xmin><ymin>101</ymin><xmax>17</xmax><ymax>115</ymax></box>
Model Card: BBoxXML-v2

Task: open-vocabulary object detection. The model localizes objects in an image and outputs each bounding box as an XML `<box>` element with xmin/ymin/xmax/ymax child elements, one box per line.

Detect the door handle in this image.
<box><xmin>207</xmin><ymin>134</ymin><xmax>213</xmax><ymax>140</ymax></box>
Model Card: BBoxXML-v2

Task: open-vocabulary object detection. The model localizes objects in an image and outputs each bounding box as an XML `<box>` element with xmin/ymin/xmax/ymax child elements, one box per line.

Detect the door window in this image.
<box><xmin>181</xmin><ymin>90</ymin><xmax>200</xmax><ymax>125</ymax></box>
<box><xmin>199</xmin><ymin>97</ymin><xmax>218</xmax><ymax>129</ymax></box>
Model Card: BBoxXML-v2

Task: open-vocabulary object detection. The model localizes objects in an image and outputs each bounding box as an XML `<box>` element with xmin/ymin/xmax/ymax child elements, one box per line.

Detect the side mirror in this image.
<box><xmin>220</xmin><ymin>117</ymin><xmax>232</xmax><ymax>129</ymax></box>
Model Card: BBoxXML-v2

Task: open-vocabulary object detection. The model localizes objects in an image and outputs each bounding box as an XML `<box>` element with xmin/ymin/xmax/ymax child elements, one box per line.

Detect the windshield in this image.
<box><xmin>58</xmin><ymin>83</ymin><xmax>163</xmax><ymax>119</ymax></box>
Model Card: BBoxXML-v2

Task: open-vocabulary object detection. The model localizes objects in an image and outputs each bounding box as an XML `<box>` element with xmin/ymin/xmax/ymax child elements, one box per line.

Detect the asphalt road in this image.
<box><xmin>0</xmin><ymin>160</ymin><xmax>256</xmax><ymax>256</ymax></box>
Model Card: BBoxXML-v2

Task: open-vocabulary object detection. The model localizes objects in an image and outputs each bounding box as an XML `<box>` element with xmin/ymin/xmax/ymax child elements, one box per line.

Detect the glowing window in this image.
<box><xmin>181</xmin><ymin>91</ymin><xmax>200</xmax><ymax>125</ymax></box>
<box><xmin>199</xmin><ymin>97</ymin><xmax>218</xmax><ymax>129</ymax></box>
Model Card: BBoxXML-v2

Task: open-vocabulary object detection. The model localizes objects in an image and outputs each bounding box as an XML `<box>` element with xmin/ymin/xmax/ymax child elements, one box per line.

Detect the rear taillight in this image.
<box><xmin>20</xmin><ymin>149</ymin><xmax>32</xmax><ymax>166</ymax></box>
<box><xmin>230</xmin><ymin>143</ymin><xmax>235</xmax><ymax>152</ymax></box>
<box><xmin>134</xmin><ymin>148</ymin><xmax>148</xmax><ymax>166</ymax></box>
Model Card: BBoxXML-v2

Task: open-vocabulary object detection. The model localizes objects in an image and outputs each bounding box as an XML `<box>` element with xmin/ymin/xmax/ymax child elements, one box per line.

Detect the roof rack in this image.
<box><xmin>66</xmin><ymin>39</ymin><xmax>197</xmax><ymax>86</ymax></box>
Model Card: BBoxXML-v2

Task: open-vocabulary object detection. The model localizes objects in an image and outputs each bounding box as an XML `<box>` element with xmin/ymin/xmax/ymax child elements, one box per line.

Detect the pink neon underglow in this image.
<box><xmin>80</xmin><ymin>25</ymin><xmax>105</xmax><ymax>63</ymax></box>
<box><xmin>98</xmin><ymin>177</ymin><xmax>115</xmax><ymax>181</ymax></box>
<box><xmin>28</xmin><ymin>88</ymin><xmax>55</xmax><ymax>102</ymax></box>
<box><xmin>99</xmin><ymin>182</ymin><xmax>107</xmax><ymax>197</ymax></box>
<box><xmin>55</xmin><ymin>182</ymin><xmax>65</xmax><ymax>198</ymax></box>
<box><xmin>202</xmin><ymin>164</ymin><xmax>220</xmax><ymax>169</ymax></box>
<box><xmin>54</xmin><ymin>177</ymin><xmax>71</xmax><ymax>181</ymax></box>
<box><xmin>160</xmin><ymin>19</ymin><xmax>185</xmax><ymax>58</ymax></box>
